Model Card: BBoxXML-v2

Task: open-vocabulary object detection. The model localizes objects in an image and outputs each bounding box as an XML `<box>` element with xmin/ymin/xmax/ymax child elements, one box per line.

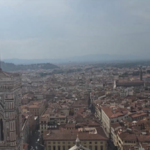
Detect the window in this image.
<box><xmin>6</xmin><ymin>112</ymin><xmax>8</xmax><ymax>118</ymax></box>
<box><xmin>49</xmin><ymin>142</ymin><xmax>51</xmax><ymax>144</ymax></box>
<box><xmin>48</xmin><ymin>146</ymin><xmax>51</xmax><ymax>150</ymax></box>
<box><xmin>63</xmin><ymin>146</ymin><xmax>65</xmax><ymax>150</ymax></box>
<box><xmin>53</xmin><ymin>146</ymin><xmax>56</xmax><ymax>150</ymax></box>
<box><xmin>58</xmin><ymin>142</ymin><xmax>60</xmax><ymax>144</ymax></box>
<box><xmin>95</xmin><ymin>146</ymin><xmax>97</xmax><ymax>150</ymax></box>
<box><xmin>95</xmin><ymin>142</ymin><xmax>97</xmax><ymax>144</ymax></box>
<box><xmin>101</xmin><ymin>146</ymin><xmax>103</xmax><ymax>150</ymax></box>
<box><xmin>89</xmin><ymin>142</ymin><xmax>92</xmax><ymax>144</ymax></box>
<box><xmin>58</xmin><ymin>146</ymin><xmax>60</xmax><ymax>150</ymax></box>
<box><xmin>101</xmin><ymin>141</ymin><xmax>103</xmax><ymax>144</ymax></box>
<box><xmin>53</xmin><ymin>142</ymin><xmax>55</xmax><ymax>144</ymax></box>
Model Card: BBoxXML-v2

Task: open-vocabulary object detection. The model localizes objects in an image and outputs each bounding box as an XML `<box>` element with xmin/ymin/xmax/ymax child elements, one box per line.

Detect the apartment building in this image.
<box><xmin>40</xmin><ymin>113</ymin><xmax>67</xmax><ymax>133</ymax></box>
<box><xmin>28</xmin><ymin>100</ymin><xmax>47</xmax><ymax>117</ymax></box>
<box><xmin>101</xmin><ymin>106</ymin><xmax>128</xmax><ymax>136</ymax></box>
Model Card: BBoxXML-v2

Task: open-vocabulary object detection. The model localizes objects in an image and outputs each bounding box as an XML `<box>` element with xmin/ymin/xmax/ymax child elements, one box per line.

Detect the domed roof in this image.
<box><xmin>68</xmin><ymin>134</ymin><xmax>90</xmax><ymax>150</ymax></box>
<box><xmin>75</xmin><ymin>134</ymin><xmax>80</xmax><ymax>146</ymax></box>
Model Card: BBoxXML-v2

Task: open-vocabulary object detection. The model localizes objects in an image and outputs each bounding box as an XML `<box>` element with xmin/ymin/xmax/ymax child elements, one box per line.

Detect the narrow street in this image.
<box><xmin>107</xmin><ymin>140</ymin><xmax>117</xmax><ymax>150</ymax></box>
<box><xmin>28</xmin><ymin>130</ymin><xmax>44</xmax><ymax>150</ymax></box>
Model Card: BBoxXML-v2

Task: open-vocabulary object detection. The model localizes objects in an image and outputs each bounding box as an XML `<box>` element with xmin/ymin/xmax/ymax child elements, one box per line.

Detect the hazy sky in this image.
<box><xmin>0</xmin><ymin>0</ymin><xmax>150</xmax><ymax>59</ymax></box>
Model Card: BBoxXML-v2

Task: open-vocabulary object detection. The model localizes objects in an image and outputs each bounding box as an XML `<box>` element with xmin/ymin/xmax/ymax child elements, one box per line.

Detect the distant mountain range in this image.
<box><xmin>1</xmin><ymin>62</ymin><xmax>58</xmax><ymax>72</ymax></box>
<box><xmin>4</xmin><ymin>54</ymin><xmax>150</xmax><ymax>65</ymax></box>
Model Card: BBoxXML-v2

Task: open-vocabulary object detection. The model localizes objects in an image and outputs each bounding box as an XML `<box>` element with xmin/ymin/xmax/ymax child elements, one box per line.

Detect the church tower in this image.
<box><xmin>139</xmin><ymin>67</ymin><xmax>143</xmax><ymax>81</ymax></box>
<box><xmin>0</xmin><ymin>69</ymin><xmax>22</xmax><ymax>150</ymax></box>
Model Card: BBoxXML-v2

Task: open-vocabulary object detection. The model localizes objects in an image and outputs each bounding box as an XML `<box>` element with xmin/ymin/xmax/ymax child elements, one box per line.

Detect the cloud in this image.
<box><xmin>121</xmin><ymin>0</ymin><xmax>150</xmax><ymax>20</ymax></box>
<box><xmin>0</xmin><ymin>0</ymin><xmax>150</xmax><ymax>59</ymax></box>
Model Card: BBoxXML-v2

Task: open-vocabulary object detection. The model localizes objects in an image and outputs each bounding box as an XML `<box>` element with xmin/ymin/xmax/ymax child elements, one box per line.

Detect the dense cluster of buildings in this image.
<box><xmin>20</xmin><ymin>65</ymin><xmax>150</xmax><ymax>150</ymax></box>
<box><xmin>1</xmin><ymin>63</ymin><xmax>150</xmax><ymax>150</ymax></box>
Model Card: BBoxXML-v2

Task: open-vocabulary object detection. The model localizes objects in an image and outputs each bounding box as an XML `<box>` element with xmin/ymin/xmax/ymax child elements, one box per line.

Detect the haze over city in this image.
<box><xmin>1</xmin><ymin>1</ymin><xmax>150</xmax><ymax>150</ymax></box>
<box><xmin>0</xmin><ymin>0</ymin><xmax>150</xmax><ymax>61</ymax></box>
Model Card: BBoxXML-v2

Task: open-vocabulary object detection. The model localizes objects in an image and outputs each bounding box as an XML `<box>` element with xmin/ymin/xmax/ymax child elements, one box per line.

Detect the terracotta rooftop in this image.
<box><xmin>119</xmin><ymin>132</ymin><xmax>137</xmax><ymax>141</ymax></box>
<box><xmin>43</xmin><ymin>128</ymin><xmax>108</xmax><ymax>141</ymax></box>
<box><xmin>111</xmin><ymin>122</ymin><xmax>121</xmax><ymax>129</ymax></box>
<box><xmin>102</xmin><ymin>106</ymin><xmax>125</xmax><ymax>118</ymax></box>
<box><xmin>130</xmin><ymin>112</ymin><xmax>147</xmax><ymax>118</ymax></box>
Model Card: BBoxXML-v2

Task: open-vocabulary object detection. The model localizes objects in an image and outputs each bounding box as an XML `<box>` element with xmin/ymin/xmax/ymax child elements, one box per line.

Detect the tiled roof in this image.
<box><xmin>43</xmin><ymin>127</ymin><xmax>108</xmax><ymax>141</ymax></box>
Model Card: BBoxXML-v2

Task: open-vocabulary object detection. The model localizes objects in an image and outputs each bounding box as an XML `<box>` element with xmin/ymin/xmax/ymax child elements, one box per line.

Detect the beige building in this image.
<box><xmin>40</xmin><ymin>113</ymin><xmax>67</xmax><ymax>133</ymax></box>
<box><xmin>0</xmin><ymin>69</ymin><xmax>22</xmax><ymax>150</ymax></box>
<box><xmin>43</xmin><ymin>127</ymin><xmax>108</xmax><ymax>150</ymax></box>
<box><xmin>110</xmin><ymin>122</ymin><xmax>122</xmax><ymax>148</ymax></box>
<box><xmin>117</xmin><ymin>132</ymin><xmax>137</xmax><ymax>150</ymax></box>
<box><xmin>49</xmin><ymin>114</ymin><xmax>67</xmax><ymax>125</ymax></box>
<box><xmin>28</xmin><ymin>100</ymin><xmax>47</xmax><ymax>117</ymax></box>
<box><xmin>40</xmin><ymin>114</ymin><xmax>50</xmax><ymax>133</ymax></box>
<box><xmin>101</xmin><ymin>106</ymin><xmax>128</xmax><ymax>136</ymax></box>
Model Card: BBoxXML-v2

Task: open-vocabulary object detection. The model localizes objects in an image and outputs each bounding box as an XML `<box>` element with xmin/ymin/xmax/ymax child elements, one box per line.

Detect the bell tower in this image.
<box><xmin>0</xmin><ymin>68</ymin><xmax>22</xmax><ymax>150</ymax></box>
<box><xmin>139</xmin><ymin>66</ymin><xmax>143</xmax><ymax>81</ymax></box>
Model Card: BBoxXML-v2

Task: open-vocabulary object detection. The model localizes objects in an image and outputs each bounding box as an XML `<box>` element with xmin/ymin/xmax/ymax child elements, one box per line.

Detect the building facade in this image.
<box><xmin>43</xmin><ymin>127</ymin><xmax>108</xmax><ymax>150</ymax></box>
<box><xmin>28</xmin><ymin>100</ymin><xmax>47</xmax><ymax>117</ymax></box>
<box><xmin>0</xmin><ymin>69</ymin><xmax>22</xmax><ymax>150</ymax></box>
<box><xmin>101</xmin><ymin>106</ymin><xmax>128</xmax><ymax>137</ymax></box>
